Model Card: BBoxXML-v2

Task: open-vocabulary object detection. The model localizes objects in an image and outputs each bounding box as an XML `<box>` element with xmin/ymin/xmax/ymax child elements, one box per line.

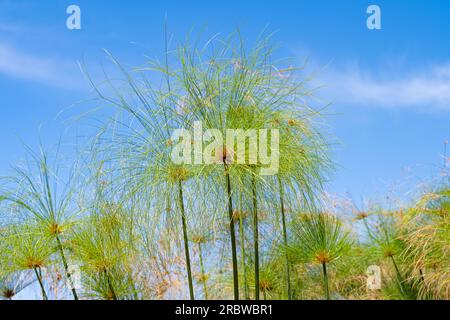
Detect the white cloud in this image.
<box><xmin>322</xmin><ymin>62</ymin><xmax>450</xmax><ymax>112</ymax></box>
<box><xmin>0</xmin><ymin>41</ymin><xmax>83</xmax><ymax>89</ymax></box>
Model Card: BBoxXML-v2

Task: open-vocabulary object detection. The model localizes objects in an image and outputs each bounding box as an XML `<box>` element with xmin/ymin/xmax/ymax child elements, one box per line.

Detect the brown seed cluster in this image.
<box><xmin>356</xmin><ymin>212</ymin><xmax>369</xmax><ymax>220</ymax></box>
<box><xmin>192</xmin><ymin>235</ymin><xmax>207</xmax><ymax>244</ymax></box>
<box><xmin>315</xmin><ymin>251</ymin><xmax>331</xmax><ymax>264</ymax></box>
<box><xmin>259</xmin><ymin>279</ymin><xmax>273</xmax><ymax>292</ymax></box>
<box><xmin>2</xmin><ymin>289</ymin><xmax>15</xmax><ymax>299</ymax></box>
<box><xmin>25</xmin><ymin>258</ymin><xmax>45</xmax><ymax>269</ymax></box>
<box><xmin>232</xmin><ymin>210</ymin><xmax>247</xmax><ymax>221</ymax></box>
<box><xmin>49</xmin><ymin>223</ymin><xmax>63</xmax><ymax>235</ymax></box>
<box><xmin>383</xmin><ymin>249</ymin><xmax>395</xmax><ymax>258</ymax></box>
<box><xmin>169</xmin><ymin>167</ymin><xmax>189</xmax><ymax>182</ymax></box>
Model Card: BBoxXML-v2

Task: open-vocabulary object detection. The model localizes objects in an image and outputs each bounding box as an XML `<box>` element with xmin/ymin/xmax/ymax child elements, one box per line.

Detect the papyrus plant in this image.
<box><xmin>0</xmin><ymin>146</ymin><xmax>80</xmax><ymax>300</ymax></box>
<box><xmin>161</xmin><ymin>31</ymin><xmax>331</xmax><ymax>300</ymax></box>
<box><xmin>3</xmin><ymin>223</ymin><xmax>54</xmax><ymax>300</ymax></box>
<box><xmin>288</xmin><ymin>213</ymin><xmax>352</xmax><ymax>300</ymax></box>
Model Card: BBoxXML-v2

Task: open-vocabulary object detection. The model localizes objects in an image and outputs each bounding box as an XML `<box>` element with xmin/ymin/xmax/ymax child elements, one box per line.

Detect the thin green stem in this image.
<box><xmin>33</xmin><ymin>267</ymin><xmax>48</xmax><ymax>301</ymax></box>
<box><xmin>178</xmin><ymin>180</ymin><xmax>195</xmax><ymax>300</ymax></box>
<box><xmin>224</xmin><ymin>163</ymin><xmax>239</xmax><ymax>300</ymax></box>
<box><xmin>251</xmin><ymin>174</ymin><xmax>260</xmax><ymax>300</ymax></box>
<box><xmin>390</xmin><ymin>256</ymin><xmax>405</xmax><ymax>289</ymax></box>
<box><xmin>390</xmin><ymin>255</ymin><xmax>409</xmax><ymax>295</ymax></box>
<box><xmin>239</xmin><ymin>213</ymin><xmax>250</xmax><ymax>300</ymax></box>
<box><xmin>390</xmin><ymin>255</ymin><xmax>403</xmax><ymax>281</ymax></box>
<box><xmin>55</xmin><ymin>235</ymin><xmax>79</xmax><ymax>300</ymax></box>
<box><xmin>198</xmin><ymin>242</ymin><xmax>208</xmax><ymax>300</ymax></box>
<box><xmin>322</xmin><ymin>263</ymin><xmax>330</xmax><ymax>300</ymax></box>
<box><xmin>278</xmin><ymin>176</ymin><xmax>292</xmax><ymax>300</ymax></box>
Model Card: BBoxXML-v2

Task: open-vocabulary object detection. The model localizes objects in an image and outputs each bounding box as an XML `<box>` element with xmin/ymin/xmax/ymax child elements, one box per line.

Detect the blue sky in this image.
<box><xmin>0</xmin><ymin>0</ymin><xmax>448</xmax><ymax>207</ymax></box>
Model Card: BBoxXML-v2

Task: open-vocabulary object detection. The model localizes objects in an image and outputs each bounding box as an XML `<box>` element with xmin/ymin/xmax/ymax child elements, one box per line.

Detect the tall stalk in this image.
<box><xmin>322</xmin><ymin>263</ymin><xmax>330</xmax><ymax>300</ymax></box>
<box><xmin>277</xmin><ymin>176</ymin><xmax>292</xmax><ymax>300</ymax></box>
<box><xmin>178</xmin><ymin>180</ymin><xmax>195</xmax><ymax>300</ymax></box>
<box><xmin>390</xmin><ymin>255</ymin><xmax>409</xmax><ymax>294</ymax></box>
<box><xmin>55</xmin><ymin>235</ymin><xmax>79</xmax><ymax>300</ymax></box>
<box><xmin>239</xmin><ymin>213</ymin><xmax>250</xmax><ymax>299</ymax></box>
<box><xmin>251</xmin><ymin>174</ymin><xmax>260</xmax><ymax>300</ymax></box>
<box><xmin>390</xmin><ymin>255</ymin><xmax>402</xmax><ymax>280</ymax></box>
<box><xmin>224</xmin><ymin>163</ymin><xmax>239</xmax><ymax>300</ymax></box>
<box><xmin>198</xmin><ymin>242</ymin><xmax>208</xmax><ymax>300</ymax></box>
<box><xmin>33</xmin><ymin>267</ymin><xmax>48</xmax><ymax>300</ymax></box>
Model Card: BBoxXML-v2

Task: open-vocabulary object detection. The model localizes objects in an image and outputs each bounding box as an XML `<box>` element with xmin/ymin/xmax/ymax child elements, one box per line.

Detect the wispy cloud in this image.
<box><xmin>322</xmin><ymin>62</ymin><xmax>450</xmax><ymax>112</ymax></box>
<box><xmin>0</xmin><ymin>41</ymin><xmax>83</xmax><ymax>89</ymax></box>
